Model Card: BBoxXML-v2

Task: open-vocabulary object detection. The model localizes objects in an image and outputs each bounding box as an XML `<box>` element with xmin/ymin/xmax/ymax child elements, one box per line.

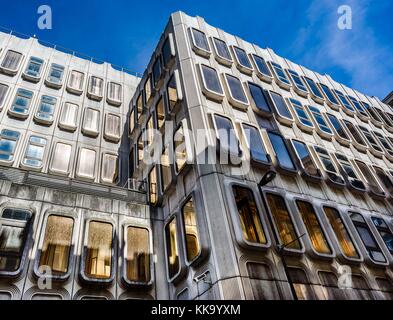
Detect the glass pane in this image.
<box><xmin>126</xmin><ymin>227</ymin><xmax>150</xmax><ymax>283</ymax></box>
<box><xmin>182</xmin><ymin>197</ymin><xmax>201</xmax><ymax>262</ymax></box>
<box><xmin>327</xmin><ymin>114</ymin><xmax>349</xmax><ymax>140</ymax></box>
<box><xmin>296</xmin><ymin>201</ymin><xmax>332</xmax><ymax>254</ymax></box>
<box><xmin>304</xmin><ymin>77</ymin><xmax>323</xmax><ymax>99</ymax></box>
<box><xmin>47</xmin><ymin>63</ymin><xmax>64</xmax><ymax>84</ymax></box>
<box><xmin>213</xmin><ymin>38</ymin><xmax>231</xmax><ymax>60</ymax></box>
<box><xmin>108</xmin><ymin>82</ymin><xmax>122</xmax><ymax>102</ymax></box>
<box><xmin>160</xmin><ymin>147</ymin><xmax>171</xmax><ymax>191</ymax></box>
<box><xmin>105</xmin><ymin>114</ymin><xmax>120</xmax><ymax>139</ymax></box>
<box><xmin>89</xmin><ymin>76</ymin><xmax>103</xmax><ymax>97</ymax></box>
<box><xmin>292</xmin><ymin>140</ymin><xmax>319</xmax><ymax>176</ymax></box>
<box><xmin>51</xmin><ymin>143</ymin><xmax>71</xmax><ymax>173</ymax></box>
<box><xmin>248</xmin><ymin>83</ymin><xmax>271</xmax><ymax>113</ymax></box>
<box><xmin>167</xmin><ymin>74</ymin><xmax>178</xmax><ymax>111</ymax></box>
<box><xmin>101</xmin><ymin>153</ymin><xmax>118</xmax><ymax>183</ymax></box>
<box><xmin>191</xmin><ymin>28</ymin><xmax>209</xmax><ymax>51</ymax></box>
<box><xmin>233</xmin><ymin>47</ymin><xmax>252</xmax><ymax>69</ymax></box>
<box><xmin>39</xmin><ymin>215</ymin><xmax>73</xmax><ymax>275</ymax></box>
<box><xmin>270</xmin><ymin>91</ymin><xmax>292</xmax><ymax>119</ymax></box>
<box><xmin>268</xmin><ymin>132</ymin><xmax>296</xmax><ymax>170</ymax></box>
<box><xmin>60</xmin><ymin>103</ymin><xmax>78</xmax><ymax>128</ymax></box>
<box><xmin>252</xmin><ymin>55</ymin><xmax>271</xmax><ymax>77</ymax></box>
<box><xmin>162</xmin><ymin>36</ymin><xmax>174</xmax><ymax>67</ymax></box>
<box><xmin>77</xmin><ymin>148</ymin><xmax>96</xmax><ymax>178</ymax></box>
<box><xmin>85</xmin><ymin>221</ymin><xmax>113</xmax><ymax>279</ymax></box>
<box><xmin>233</xmin><ymin>186</ymin><xmax>267</xmax><ymax>244</ymax></box>
<box><xmin>149</xmin><ymin>167</ymin><xmax>157</xmax><ymax>205</ymax></box>
<box><xmin>343</xmin><ymin>121</ymin><xmax>366</xmax><ymax>146</ymax></box>
<box><xmin>226</xmin><ymin>74</ymin><xmax>247</xmax><ymax>103</ymax></box>
<box><xmin>83</xmin><ymin>108</ymin><xmax>100</xmax><ymax>134</ymax></box>
<box><xmin>201</xmin><ymin>65</ymin><xmax>223</xmax><ymax>94</ymax></box>
<box><xmin>174</xmin><ymin>125</ymin><xmax>187</xmax><ymax>172</ymax></box>
<box><xmin>271</xmin><ymin>62</ymin><xmax>290</xmax><ymax>84</ymax></box>
<box><xmin>1</xmin><ymin>50</ymin><xmax>22</xmax><ymax>70</ymax></box>
<box><xmin>320</xmin><ymin>84</ymin><xmax>339</xmax><ymax>104</ymax></box>
<box><xmin>156</xmin><ymin>97</ymin><xmax>165</xmax><ymax>129</ymax></box>
<box><xmin>266</xmin><ymin>193</ymin><xmax>301</xmax><ymax>250</ymax></box>
<box><xmin>355</xmin><ymin>161</ymin><xmax>384</xmax><ymax>195</ymax></box>
<box><xmin>165</xmin><ymin>218</ymin><xmax>179</xmax><ymax>279</ymax></box>
<box><xmin>214</xmin><ymin>115</ymin><xmax>240</xmax><ymax>156</ymax></box>
<box><xmin>242</xmin><ymin>124</ymin><xmax>269</xmax><ymax>163</ymax></box>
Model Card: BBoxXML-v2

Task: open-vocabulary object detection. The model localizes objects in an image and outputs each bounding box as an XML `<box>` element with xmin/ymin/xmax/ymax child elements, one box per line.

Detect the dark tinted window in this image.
<box><xmin>248</xmin><ymin>83</ymin><xmax>271</xmax><ymax>113</ymax></box>
<box><xmin>304</xmin><ymin>77</ymin><xmax>323</xmax><ymax>99</ymax></box>
<box><xmin>270</xmin><ymin>91</ymin><xmax>293</xmax><ymax>120</ymax></box>
<box><xmin>201</xmin><ymin>65</ymin><xmax>223</xmax><ymax>95</ymax></box>
<box><xmin>191</xmin><ymin>28</ymin><xmax>210</xmax><ymax>52</ymax></box>
<box><xmin>252</xmin><ymin>55</ymin><xmax>272</xmax><ymax>77</ymax></box>
<box><xmin>268</xmin><ymin>132</ymin><xmax>296</xmax><ymax>171</ymax></box>
<box><xmin>233</xmin><ymin>46</ymin><xmax>252</xmax><ymax>69</ymax></box>
<box><xmin>213</xmin><ymin>37</ymin><xmax>231</xmax><ymax>61</ymax></box>
<box><xmin>242</xmin><ymin>124</ymin><xmax>269</xmax><ymax>163</ymax></box>
<box><xmin>292</xmin><ymin>140</ymin><xmax>319</xmax><ymax>177</ymax></box>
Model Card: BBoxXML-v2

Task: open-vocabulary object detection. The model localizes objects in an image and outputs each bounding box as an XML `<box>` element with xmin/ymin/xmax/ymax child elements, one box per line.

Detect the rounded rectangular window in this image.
<box><xmin>76</xmin><ymin>148</ymin><xmax>96</xmax><ymax>180</ymax></box>
<box><xmin>50</xmin><ymin>142</ymin><xmax>72</xmax><ymax>174</ymax></box>
<box><xmin>0</xmin><ymin>208</ymin><xmax>32</xmax><ymax>273</ymax></box>
<box><xmin>224</xmin><ymin>74</ymin><xmax>249</xmax><ymax>107</ymax></box>
<box><xmin>67</xmin><ymin>70</ymin><xmax>85</xmax><ymax>94</ymax></box>
<box><xmin>174</xmin><ymin>124</ymin><xmax>188</xmax><ymax>173</ymax></box>
<box><xmin>9</xmin><ymin>88</ymin><xmax>33</xmax><ymax>118</ymax></box>
<box><xmin>289</xmin><ymin>98</ymin><xmax>314</xmax><ymax>130</ymax></box>
<box><xmin>334</xmin><ymin>90</ymin><xmax>355</xmax><ymax>114</ymax></box>
<box><xmin>355</xmin><ymin>160</ymin><xmax>385</xmax><ymax>197</ymax></box>
<box><xmin>248</xmin><ymin>82</ymin><xmax>271</xmax><ymax>115</ymax></box>
<box><xmin>1</xmin><ymin>50</ymin><xmax>23</xmax><ymax>73</ymax></box>
<box><xmin>87</xmin><ymin>76</ymin><xmax>103</xmax><ymax>100</ymax></box>
<box><xmin>267</xmin><ymin>131</ymin><xmax>296</xmax><ymax>171</ymax></box>
<box><xmin>348</xmin><ymin>96</ymin><xmax>368</xmax><ymax>119</ymax></box>
<box><xmin>232</xmin><ymin>46</ymin><xmax>253</xmax><ymax>73</ymax></box>
<box><xmin>182</xmin><ymin>197</ymin><xmax>201</xmax><ymax>262</ymax></box>
<box><xmin>0</xmin><ymin>83</ymin><xmax>9</xmax><ymax>108</ymax></box>
<box><xmin>212</xmin><ymin>37</ymin><xmax>232</xmax><ymax>65</ymax></box>
<box><xmin>160</xmin><ymin>146</ymin><xmax>171</xmax><ymax>191</ymax></box>
<box><xmin>148</xmin><ymin>166</ymin><xmax>158</xmax><ymax>205</ymax></box>
<box><xmin>291</xmin><ymin>140</ymin><xmax>320</xmax><ymax>178</ymax></box>
<box><xmin>165</xmin><ymin>217</ymin><xmax>180</xmax><ymax>279</ymax></box>
<box><xmin>342</xmin><ymin>120</ymin><xmax>367</xmax><ymax>149</ymax></box>
<box><xmin>39</xmin><ymin>215</ymin><xmax>74</xmax><ymax>275</ymax></box>
<box><xmin>46</xmin><ymin>63</ymin><xmax>65</xmax><ymax>88</ymax></box>
<box><xmin>287</xmin><ymin>69</ymin><xmax>308</xmax><ymax>95</ymax></box>
<box><xmin>82</xmin><ymin>108</ymin><xmax>100</xmax><ymax>137</ymax></box>
<box><xmin>296</xmin><ymin>200</ymin><xmax>332</xmax><ymax>255</ymax></box>
<box><xmin>107</xmin><ymin>82</ymin><xmax>122</xmax><ymax>106</ymax></box>
<box><xmin>324</xmin><ymin>207</ymin><xmax>359</xmax><ymax>259</ymax></box>
<box><xmin>242</xmin><ymin>124</ymin><xmax>270</xmax><ymax>164</ymax></box>
<box><xmin>326</xmin><ymin>114</ymin><xmax>350</xmax><ymax>143</ymax></box>
<box><xmin>268</xmin><ymin>91</ymin><xmax>293</xmax><ymax>122</ymax></box>
<box><xmin>22</xmin><ymin>136</ymin><xmax>47</xmax><ymax>168</ymax></box>
<box><xmin>270</xmin><ymin>62</ymin><xmax>291</xmax><ymax>88</ymax></box>
<box><xmin>371</xmin><ymin>217</ymin><xmax>393</xmax><ymax>255</ymax></box>
<box><xmin>319</xmin><ymin>83</ymin><xmax>339</xmax><ymax>107</ymax></box>
<box><xmin>233</xmin><ymin>186</ymin><xmax>267</xmax><ymax>244</ymax></box>
<box><xmin>84</xmin><ymin>221</ymin><xmax>113</xmax><ymax>280</ymax></box>
<box><xmin>307</xmin><ymin>106</ymin><xmax>333</xmax><ymax>137</ymax></box>
<box><xmin>303</xmin><ymin>77</ymin><xmax>324</xmax><ymax>102</ymax></box>
<box><xmin>34</xmin><ymin>95</ymin><xmax>57</xmax><ymax>124</ymax></box>
<box><xmin>155</xmin><ymin>97</ymin><xmax>165</xmax><ymax>130</ymax></box>
<box><xmin>199</xmin><ymin>64</ymin><xmax>223</xmax><ymax>100</ymax></box>
<box><xmin>265</xmin><ymin>193</ymin><xmax>302</xmax><ymax>250</ymax></box>
<box><xmin>213</xmin><ymin>114</ymin><xmax>242</xmax><ymax>158</ymax></box>
<box><xmin>251</xmin><ymin>55</ymin><xmax>272</xmax><ymax>82</ymax></box>
<box><xmin>59</xmin><ymin>102</ymin><xmax>78</xmax><ymax>131</ymax></box>
<box><xmin>104</xmin><ymin>113</ymin><xmax>121</xmax><ymax>142</ymax></box>
<box><xmin>190</xmin><ymin>28</ymin><xmax>211</xmax><ymax>56</ymax></box>
<box><xmin>167</xmin><ymin>73</ymin><xmax>180</xmax><ymax>112</ymax></box>
<box><xmin>125</xmin><ymin>226</ymin><xmax>150</xmax><ymax>283</ymax></box>
<box><xmin>101</xmin><ymin>153</ymin><xmax>118</xmax><ymax>184</ymax></box>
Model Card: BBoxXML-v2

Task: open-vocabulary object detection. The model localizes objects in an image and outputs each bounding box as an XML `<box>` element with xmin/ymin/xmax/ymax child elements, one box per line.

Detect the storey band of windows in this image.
<box><xmin>0</xmin><ymin>50</ymin><xmax>124</xmax><ymax>105</ymax></box>
<box><xmin>0</xmin><ymin>209</ymin><xmax>152</xmax><ymax>286</ymax></box>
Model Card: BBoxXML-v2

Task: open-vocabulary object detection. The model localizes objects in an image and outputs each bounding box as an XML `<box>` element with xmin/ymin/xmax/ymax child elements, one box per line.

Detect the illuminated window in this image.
<box><xmin>0</xmin><ymin>129</ymin><xmax>20</xmax><ymax>163</ymax></box>
<box><xmin>107</xmin><ymin>82</ymin><xmax>122</xmax><ymax>106</ymax></box>
<box><xmin>67</xmin><ymin>70</ymin><xmax>85</xmax><ymax>94</ymax></box>
<box><xmin>38</xmin><ymin>215</ymin><xmax>74</xmax><ymax>276</ymax></box>
<box><xmin>248</xmin><ymin>82</ymin><xmax>271</xmax><ymax>114</ymax></box>
<box><xmin>46</xmin><ymin>63</ymin><xmax>65</xmax><ymax>87</ymax></box>
<box><xmin>324</xmin><ymin>207</ymin><xmax>359</xmax><ymax>259</ymax></box>
<box><xmin>190</xmin><ymin>28</ymin><xmax>210</xmax><ymax>55</ymax></box>
<box><xmin>371</xmin><ymin>217</ymin><xmax>393</xmax><ymax>255</ymax></box>
<box><xmin>101</xmin><ymin>153</ymin><xmax>118</xmax><ymax>184</ymax></box>
<box><xmin>0</xmin><ymin>208</ymin><xmax>32</xmax><ymax>273</ymax></box>
<box><xmin>23</xmin><ymin>56</ymin><xmax>44</xmax><ymax>81</ymax></box>
<box><xmin>84</xmin><ymin>221</ymin><xmax>113</xmax><ymax>280</ymax></box>
<box><xmin>156</xmin><ymin>97</ymin><xmax>165</xmax><ymax>130</ymax></box>
<box><xmin>50</xmin><ymin>142</ymin><xmax>72</xmax><ymax>174</ymax></box>
<box><xmin>104</xmin><ymin>113</ymin><xmax>121</xmax><ymax>142</ymax></box>
<box><xmin>182</xmin><ymin>197</ymin><xmax>201</xmax><ymax>262</ymax></box>
<box><xmin>307</xmin><ymin>106</ymin><xmax>333</xmax><ymax>137</ymax></box>
<box><xmin>268</xmin><ymin>132</ymin><xmax>296</xmax><ymax>171</ymax></box>
<box><xmin>296</xmin><ymin>200</ymin><xmax>332</xmax><ymax>254</ymax></box>
<box><xmin>160</xmin><ymin>146</ymin><xmax>171</xmax><ymax>191</ymax></box>
<box><xmin>174</xmin><ymin>124</ymin><xmax>188</xmax><ymax>173</ymax></box>
<box><xmin>334</xmin><ymin>153</ymin><xmax>365</xmax><ymax>190</ymax></box>
<box><xmin>9</xmin><ymin>88</ymin><xmax>33</xmax><ymax>118</ymax></box>
<box><xmin>82</xmin><ymin>108</ymin><xmax>100</xmax><ymax>137</ymax></box>
<box><xmin>212</xmin><ymin>37</ymin><xmax>232</xmax><ymax>65</ymax></box>
<box><xmin>224</xmin><ymin>73</ymin><xmax>249</xmax><ymax>107</ymax></box>
<box><xmin>1</xmin><ymin>50</ymin><xmax>23</xmax><ymax>73</ymax></box>
<box><xmin>303</xmin><ymin>77</ymin><xmax>324</xmax><ymax>101</ymax></box>
<box><xmin>270</xmin><ymin>62</ymin><xmax>291</xmax><ymax>87</ymax></box>
<box><xmin>76</xmin><ymin>148</ymin><xmax>96</xmax><ymax>180</ymax></box>
<box><xmin>291</xmin><ymin>140</ymin><xmax>320</xmax><ymax>178</ymax></box>
<box><xmin>232</xmin><ymin>46</ymin><xmax>253</xmax><ymax>72</ymax></box>
<box><xmin>287</xmin><ymin>268</ymin><xmax>314</xmax><ymax>300</ymax></box>
<box><xmin>287</xmin><ymin>69</ymin><xmax>307</xmax><ymax>94</ymax></box>
<box><xmin>125</xmin><ymin>226</ymin><xmax>150</xmax><ymax>283</ymax></box>
<box><xmin>87</xmin><ymin>76</ymin><xmax>104</xmax><ymax>100</ymax></box>
<box><xmin>334</xmin><ymin>89</ymin><xmax>355</xmax><ymax>114</ymax></box>
<box><xmin>34</xmin><ymin>95</ymin><xmax>57</xmax><ymax>124</ymax></box>
<box><xmin>165</xmin><ymin>217</ymin><xmax>180</xmax><ymax>279</ymax></box>
<box><xmin>350</xmin><ymin>212</ymin><xmax>386</xmax><ymax>263</ymax></box>
<box><xmin>148</xmin><ymin>166</ymin><xmax>158</xmax><ymax>205</ymax></box>
<box><xmin>232</xmin><ymin>185</ymin><xmax>267</xmax><ymax>245</ymax></box>
<box><xmin>22</xmin><ymin>136</ymin><xmax>47</xmax><ymax>168</ymax></box>
<box><xmin>241</xmin><ymin>123</ymin><xmax>270</xmax><ymax>164</ymax></box>
<box><xmin>268</xmin><ymin>91</ymin><xmax>293</xmax><ymax>121</ymax></box>
<box><xmin>265</xmin><ymin>193</ymin><xmax>301</xmax><ymax>250</ymax></box>
<box><xmin>289</xmin><ymin>98</ymin><xmax>313</xmax><ymax>130</ymax></box>
<box><xmin>58</xmin><ymin>102</ymin><xmax>78</xmax><ymax>131</ymax></box>
<box><xmin>355</xmin><ymin>160</ymin><xmax>385</xmax><ymax>197</ymax></box>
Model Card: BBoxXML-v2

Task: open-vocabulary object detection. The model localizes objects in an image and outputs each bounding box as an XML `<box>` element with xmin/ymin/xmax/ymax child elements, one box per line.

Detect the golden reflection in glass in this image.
<box><xmin>149</xmin><ymin>166</ymin><xmax>157</xmax><ymax>205</ymax></box>
<box><xmin>85</xmin><ymin>221</ymin><xmax>113</xmax><ymax>279</ymax></box>
<box><xmin>156</xmin><ymin>97</ymin><xmax>165</xmax><ymax>129</ymax></box>
<box><xmin>233</xmin><ymin>186</ymin><xmax>266</xmax><ymax>244</ymax></box>
<box><xmin>324</xmin><ymin>207</ymin><xmax>359</xmax><ymax>258</ymax></box>
<box><xmin>39</xmin><ymin>215</ymin><xmax>74</xmax><ymax>275</ymax></box>
<box><xmin>182</xmin><ymin>197</ymin><xmax>201</xmax><ymax>262</ymax></box>
<box><xmin>165</xmin><ymin>218</ymin><xmax>179</xmax><ymax>279</ymax></box>
<box><xmin>126</xmin><ymin>227</ymin><xmax>150</xmax><ymax>283</ymax></box>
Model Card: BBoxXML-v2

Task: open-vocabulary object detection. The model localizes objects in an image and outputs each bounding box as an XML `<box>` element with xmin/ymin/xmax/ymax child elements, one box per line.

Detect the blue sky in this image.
<box><xmin>0</xmin><ymin>0</ymin><xmax>392</xmax><ymax>99</ymax></box>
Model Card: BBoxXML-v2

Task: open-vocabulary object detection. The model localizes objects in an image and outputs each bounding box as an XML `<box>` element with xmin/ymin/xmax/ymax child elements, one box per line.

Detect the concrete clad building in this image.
<box><xmin>2</xmin><ymin>11</ymin><xmax>393</xmax><ymax>300</ymax></box>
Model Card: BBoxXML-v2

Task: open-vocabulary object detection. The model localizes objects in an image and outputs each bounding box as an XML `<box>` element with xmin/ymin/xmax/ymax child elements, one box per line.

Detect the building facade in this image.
<box><xmin>2</xmin><ymin>10</ymin><xmax>393</xmax><ymax>300</ymax></box>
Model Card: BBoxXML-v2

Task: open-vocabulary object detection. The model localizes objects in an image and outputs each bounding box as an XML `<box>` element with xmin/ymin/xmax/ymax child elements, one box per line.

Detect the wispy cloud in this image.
<box><xmin>289</xmin><ymin>0</ymin><xmax>393</xmax><ymax>99</ymax></box>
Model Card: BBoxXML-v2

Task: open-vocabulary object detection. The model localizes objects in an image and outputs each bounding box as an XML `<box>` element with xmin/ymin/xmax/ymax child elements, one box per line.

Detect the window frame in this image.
<box><xmin>331</xmin><ymin>153</ymin><xmax>366</xmax><ymax>192</ymax></box>
<box><xmin>230</xmin><ymin>45</ymin><xmax>253</xmax><ymax>75</ymax></box>
<box><xmin>222</xmin><ymin>73</ymin><xmax>249</xmax><ymax>109</ymax></box>
<box><xmin>374</xmin><ymin>108</ymin><xmax>393</xmax><ymax>133</ymax></box>
<box><xmin>0</xmin><ymin>83</ymin><xmax>10</xmax><ymax>110</ymax></box>
<box><xmin>357</xmin><ymin>125</ymin><xmax>384</xmax><ymax>158</ymax></box>
<box><xmin>104</xmin><ymin>113</ymin><xmax>121</xmax><ymax>143</ymax></box>
<box><xmin>342</xmin><ymin>120</ymin><xmax>368</xmax><ymax>152</ymax></box>
<box><xmin>227</xmin><ymin>182</ymin><xmax>271</xmax><ymax>250</ymax></box>
<box><xmin>325</xmin><ymin>113</ymin><xmax>351</xmax><ymax>146</ymax></box>
<box><xmin>106</xmin><ymin>81</ymin><xmax>122</xmax><ymax>106</ymax></box>
<box><xmin>75</xmin><ymin>147</ymin><xmax>97</xmax><ymax>181</ymax></box>
<box><xmin>21</xmin><ymin>135</ymin><xmax>48</xmax><ymax>171</ymax></box>
<box><xmin>160</xmin><ymin>144</ymin><xmax>173</xmax><ymax>192</ymax></box>
<box><xmin>318</xmin><ymin>83</ymin><xmax>340</xmax><ymax>110</ymax></box>
<box><xmin>288</xmin><ymin>98</ymin><xmax>314</xmax><ymax>133</ymax></box>
<box><xmin>303</xmin><ymin>76</ymin><xmax>324</xmax><ymax>104</ymax></box>
<box><xmin>33</xmin><ymin>212</ymin><xmax>76</xmax><ymax>281</ymax></box>
<box><xmin>371</xmin><ymin>216</ymin><xmax>393</xmax><ymax>256</ymax></box>
<box><xmin>34</xmin><ymin>95</ymin><xmax>57</xmax><ymax>125</ymax></box>
<box><xmin>312</xmin><ymin>145</ymin><xmax>345</xmax><ymax>187</ymax></box>
<box><xmin>267</xmin><ymin>90</ymin><xmax>294</xmax><ymax>126</ymax></box>
<box><xmin>289</xmin><ymin>139</ymin><xmax>322</xmax><ymax>182</ymax></box>
<box><xmin>333</xmin><ymin>89</ymin><xmax>355</xmax><ymax>116</ymax></box>
<box><xmin>0</xmin><ymin>129</ymin><xmax>21</xmax><ymax>165</ymax></box>
<box><xmin>79</xmin><ymin>218</ymin><xmax>116</xmax><ymax>284</ymax></box>
<box><xmin>268</xmin><ymin>61</ymin><xmax>291</xmax><ymax>90</ymax></box>
<box><xmin>148</xmin><ymin>165</ymin><xmax>158</xmax><ymax>206</ymax></box>
<box><xmin>361</xmin><ymin>101</ymin><xmax>383</xmax><ymax>128</ymax></box>
<box><xmin>286</xmin><ymin>69</ymin><xmax>308</xmax><ymax>97</ymax></box>
<box><xmin>49</xmin><ymin>141</ymin><xmax>73</xmax><ymax>175</ymax></box>
<box><xmin>246</xmin><ymin>82</ymin><xmax>272</xmax><ymax>117</ymax></box>
<box><xmin>81</xmin><ymin>107</ymin><xmax>100</xmax><ymax>137</ymax></box>
<box><xmin>173</xmin><ymin>119</ymin><xmax>193</xmax><ymax>175</ymax></box>
<box><xmin>372</xmin><ymin>165</ymin><xmax>393</xmax><ymax>196</ymax></box>
<box><xmin>267</xmin><ymin>131</ymin><xmax>298</xmax><ymax>175</ymax></box>
<box><xmin>306</xmin><ymin>105</ymin><xmax>334</xmax><ymax>140</ymax></box>
<box><xmin>250</xmin><ymin>54</ymin><xmax>273</xmax><ymax>83</ymax></box>
<box><xmin>87</xmin><ymin>75</ymin><xmax>104</xmax><ymax>101</ymax></box>
<box><xmin>166</xmin><ymin>70</ymin><xmax>183</xmax><ymax>114</ymax></box>
<box><xmin>45</xmin><ymin>63</ymin><xmax>65</xmax><ymax>89</ymax></box>
<box><xmin>162</xmin><ymin>33</ymin><xmax>176</xmax><ymax>70</ymax></box>
<box><xmin>8</xmin><ymin>88</ymin><xmax>34</xmax><ymax>119</ymax></box>
<box><xmin>58</xmin><ymin>102</ymin><xmax>78</xmax><ymax>132</ymax></box>
<box><xmin>354</xmin><ymin>160</ymin><xmax>386</xmax><ymax>199</ymax></box>
<box><xmin>122</xmin><ymin>224</ymin><xmax>153</xmax><ymax>287</ymax></box>
<box><xmin>22</xmin><ymin>56</ymin><xmax>45</xmax><ymax>83</ymax></box>
<box><xmin>0</xmin><ymin>207</ymin><xmax>34</xmax><ymax>277</ymax></box>
<box><xmin>189</xmin><ymin>27</ymin><xmax>211</xmax><ymax>58</ymax></box>
<box><xmin>372</xmin><ymin>131</ymin><xmax>393</xmax><ymax>161</ymax></box>
<box><xmin>197</xmin><ymin>64</ymin><xmax>224</xmax><ymax>102</ymax></box>
<box><xmin>0</xmin><ymin>50</ymin><xmax>23</xmax><ymax>75</ymax></box>
<box><xmin>348</xmin><ymin>96</ymin><xmax>369</xmax><ymax>122</ymax></box>
<box><xmin>262</xmin><ymin>191</ymin><xmax>305</xmax><ymax>254</ymax></box>
<box><xmin>66</xmin><ymin>70</ymin><xmax>85</xmax><ymax>95</ymax></box>
<box><xmin>211</xmin><ymin>37</ymin><xmax>233</xmax><ymax>67</ymax></box>
<box><xmin>100</xmin><ymin>152</ymin><xmax>118</xmax><ymax>185</ymax></box>
<box><xmin>164</xmin><ymin>215</ymin><xmax>183</xmax><ymax>282</ymax></box>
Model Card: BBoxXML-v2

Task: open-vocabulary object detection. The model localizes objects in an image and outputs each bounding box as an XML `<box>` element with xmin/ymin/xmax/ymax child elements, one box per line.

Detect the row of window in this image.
<box><xmin>0</xmin><ymin>208</ymin><xmax>150</xmax><ymax>285</ymax></box>
<box><xmin>0</xmin><ymin>50</ymin><xmax>123</xmax><ymax>105</ymax></box>
<box><xmin>189</xmin><ymin>28</ymin><xmax>392</xmax><ymax>132</ymax></box>
<box><xmin>0</xmin><ymin>85</ymin><xmax>121</xmax><ymax>141</ymax></box>
<box><xmin>0</xmin><ymin>129</ymin><xmax>118</xmax><ymax>183</ymax></box>
<box><xmin>229</xmin><ymin>184</ymin><xmax>393</xmax><ymax>266</ymax></box>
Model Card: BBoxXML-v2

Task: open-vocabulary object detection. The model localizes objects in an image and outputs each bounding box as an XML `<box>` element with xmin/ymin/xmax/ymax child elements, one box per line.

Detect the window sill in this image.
<box><xmin>66</xmin><ymin>86</ymin><xmax>83</xmax><ymax>95</ymax></box>
<box><xmin>106</xmin><ymin>98</ymin><xmax>122</xmax><ymax>106</ymax></box>
<box><xmin>45</xmin><ymin>79</ymin><xmax>62</xmax><ymax>89</ymax></box>
<box><xmin>22</xmin><ymin>73</ymin><xmax>41</xmax><ymax>83</ymax></box>
<box><xmin>58</xmin><ymin>123</ymin><xmax>77</xmax><ymax>132</ymax></box>
<box><xmin>87</xmin><ymin>92</ymin><xmax>103</xmax><ymax>101</ymax></box>
<box><xmin>34</xmin><ymin>115</ymin><xmax>54</xmax><ymax>126</ymax></box>
<box><xmin>7</xmin><ymin>110</ymin><xmax>29</xmax><ymax>119</ymax></box>
<box><xmin>0</xmin><ymin>66</ymin><xmax>18</xmax><ymax>76</ymax></box>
